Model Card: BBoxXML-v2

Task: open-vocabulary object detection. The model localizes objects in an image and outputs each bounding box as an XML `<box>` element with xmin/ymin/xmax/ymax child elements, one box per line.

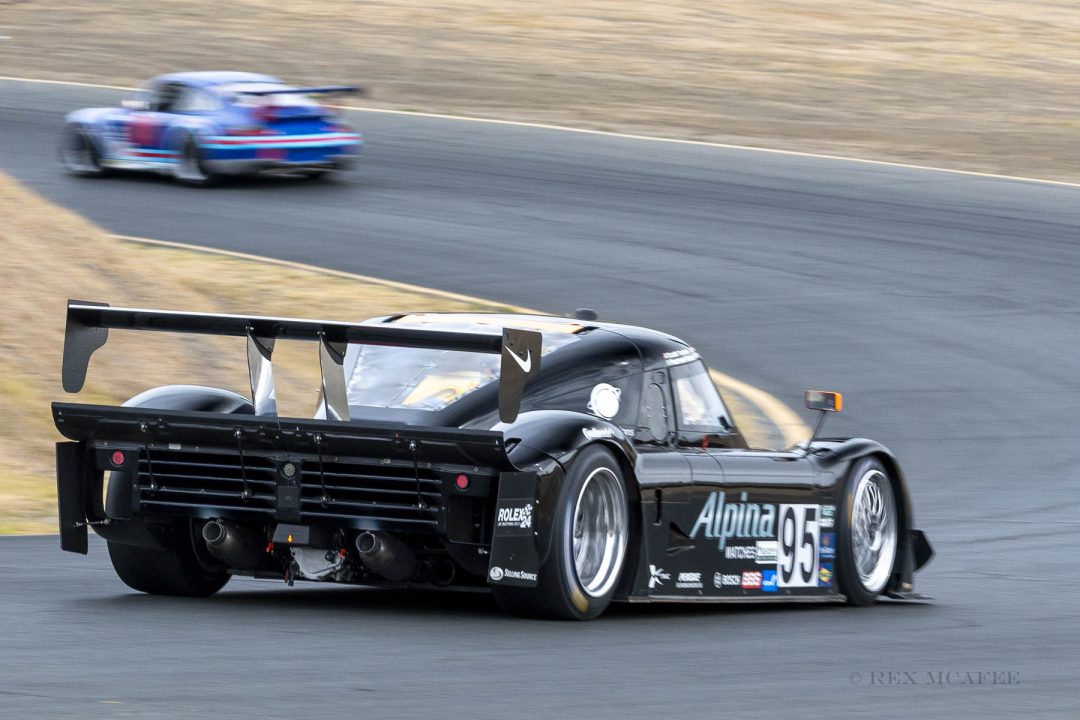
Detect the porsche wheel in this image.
<box><xmin>492</xmin><ymin>445</ymin><xmax>630</xmax><ymax>620</ymax></box>
<box><xmin>174</xmin><ymin>137</ymin><xmax>217</xmax><ymax>186</ymax></box>
<box><xmin>60</xmin><ymin>125</ymin><xmax>108</xmax><ymax>176</ymax></box>
<box><xmin>836</xmin><ymin>457</ymin><xmax>898</xmax><ymax>606</ymax></box>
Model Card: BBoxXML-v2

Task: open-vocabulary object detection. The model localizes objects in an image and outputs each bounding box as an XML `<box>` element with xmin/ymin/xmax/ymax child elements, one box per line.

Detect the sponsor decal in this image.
<box><xmin>676</xmin><ymin>571</ymin><xmax>703</xmax><ymax>590</ymax></box>
<box><xmin>819</xmin><ymin>563</ymin><xmax>833</xmax><ymax>588</ymax></box>
<box><xmin>587</xmin><ymin>383</ymin><xmax>622</xmax><ymax>419</ymax></box>
<box><xmin>496</xmin><ymin>504</ymin><xmax>533</xmax><ymax>530</ymax></box>
<box><xmin>741</xmin><ymin>571</ymin><xmax>762</xmax><ymax>589</ymax></box>
<box><xmin>662</xmin><ymin>347</ymin><xmax>700</xmax><ymax>366</ymax></box>
<box><xmin>820</xmin><ymin>505</ymin><xmax>836</xmax><ymax>529</ymax></box>
<box><xmin>489</xmin><ymin>566</ymin><xmax>538</xmax><ymax>583</ymax></box>
<box><xmin>690</xmin><ymin>491</ymin><xmax>776</xmax><ymax>550</ymax></box>
<box><xmin>714</xmin><ymin>572</ymin><xmax>743</xmax><ymax>588</ymax></box>
<box><xmin>819</xmin><ymin>532</ymin><xmax>836</xmax><ymax>560</ymax></box>
<box><xmin>761</xmin><ymin>569</ymin><xmax>778</xmax><ymax>592</ymax></box>
<box><xmin>777</xmin><ymin>504</ymin><xmax>821</xmax><ymax>588</ymax></box>
<box><xmin>503</xmin><ymin>568</ymin><xmax>538</xmax><ymax>582</ymax></box>
<box><xmin>648</xmin><ymin>564</ymin><xmax>671</xmax><ymax>589</ymax></box>
<box><xmin>755</xmin><ymin>540</ymin><xmax>778</xmax><ymax>564</ymax></box>
<box><xmin>724</xmin><ymin>545</ymin><xmax>756</xmax><ymax>560</ymax></box>
<box><xmin>582</xmin><ymin>427</ymin><xmax>618</xmax><ymax>440</ymax></box>
<box><xmin>505</xmin><ymin>346</ymin><xmax>532</xmax><ymax>373</ymax></box>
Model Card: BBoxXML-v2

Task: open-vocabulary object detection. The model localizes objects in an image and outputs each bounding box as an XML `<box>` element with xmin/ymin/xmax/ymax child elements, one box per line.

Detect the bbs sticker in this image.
<box><xmin>777</xmin><ymin>504</ymin><xmax>820</xmax><ymax>588</ymax></box>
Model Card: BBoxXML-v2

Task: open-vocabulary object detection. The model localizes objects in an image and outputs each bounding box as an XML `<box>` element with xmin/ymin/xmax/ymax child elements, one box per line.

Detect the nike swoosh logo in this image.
<box><xmin>506</xmin><ymin>347</ymin><xmax>532</xmax><ymax>373</ymax></box>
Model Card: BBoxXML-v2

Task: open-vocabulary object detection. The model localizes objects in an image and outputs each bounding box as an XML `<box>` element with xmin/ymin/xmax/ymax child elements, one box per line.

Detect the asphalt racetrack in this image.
<box><xmin>2</xmin><ymin>80</ymin><xmax>1079</xmax><ymax>718</ymax></box>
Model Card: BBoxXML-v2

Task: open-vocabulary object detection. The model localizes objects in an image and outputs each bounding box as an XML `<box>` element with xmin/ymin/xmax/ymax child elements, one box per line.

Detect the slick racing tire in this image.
<box><xmin>492</xmin><ymin>445</ymin><xmax>630</xmax><ymax>620</ymax></box>
<box><xmin>60</xmin><ymin>124</ymin><xmax>109</xmax><ymax>177</ymax></box>
<box><xmin>105</xmin><ymin>501</ymin><xmax>229</xmax><ymax>597</ymax></box>
<box><xmin>174</xmin><ymin>136</ymin><xmax>218</xmax><ymax>187</ymax></box>
<box><xmin>836</xmin><ymin>456</ymin><xmax>899</xmax><ymax>606</ymax></box>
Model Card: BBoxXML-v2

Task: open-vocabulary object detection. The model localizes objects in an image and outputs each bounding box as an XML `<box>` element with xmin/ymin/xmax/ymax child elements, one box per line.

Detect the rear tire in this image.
<box><xmin>60</xmin><ymin>124</ymin><xmax>109</xmax><ymax>177</ymax></box>
<box><xmin>492</xmin><ymin>445</ymin><xmax>630</xmax><ymax>620</ymax></box>
<box><xmin>173</xmin><ymin>136</ymin><xmax>217</xmax><ymax>186</ymax></box>
<box><xmin>836</xmin><ymin>457</ymin><xmax>898</xmax><ymax>606</ymax></box>
<box><xmin>107</xmin><ymin>515</ymin><xmax>230</xmax><ymax>597</ymax></box>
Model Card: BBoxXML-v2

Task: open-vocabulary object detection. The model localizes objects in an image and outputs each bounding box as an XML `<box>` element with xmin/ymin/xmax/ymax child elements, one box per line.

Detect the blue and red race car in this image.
<box><xmin>59</xmin><ymin>71</ymin><xmax>362</xmax><ymax>185</ymax></box>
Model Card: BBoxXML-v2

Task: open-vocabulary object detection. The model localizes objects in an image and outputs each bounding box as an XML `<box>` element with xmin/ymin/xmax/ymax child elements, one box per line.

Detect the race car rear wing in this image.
<box><xmin>61</xmin><ymin>301</ymin><xmax>542</xmax><ymax>423</ymax></box>
<box><xmin>232</xmin><ymin>85</ymin><xmax>363</xmax><ymax>96</ymax></box>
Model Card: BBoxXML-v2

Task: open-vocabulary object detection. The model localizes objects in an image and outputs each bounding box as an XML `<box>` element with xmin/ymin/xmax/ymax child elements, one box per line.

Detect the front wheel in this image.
<box><xmin>60</xmin><ymin>124</ymin><xmax>109</xmax><ymax>176</ymax></box>
<box><xmin>492</xmin><ymin>445</ymin><xmax>630</xmax><ymax>620</ymax></box>
<box><xmin>836</xmin><ymin>457</ymin><xmax>898</xmax><ymax>606</ymax></box>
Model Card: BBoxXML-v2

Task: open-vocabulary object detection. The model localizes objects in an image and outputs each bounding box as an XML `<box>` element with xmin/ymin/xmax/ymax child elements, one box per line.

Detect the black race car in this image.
<box><xmin>53</xmin><ymin>302</ymin><xmax>932</xmax><ymax>619</ymax></box>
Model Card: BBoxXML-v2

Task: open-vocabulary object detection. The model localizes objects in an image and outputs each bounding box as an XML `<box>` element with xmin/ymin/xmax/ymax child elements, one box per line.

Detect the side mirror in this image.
<box><xmin>805</xmin><ymin>390</ymin><xmax>842</xmax><ymax>413</ymax></box>
<box><xmin>121</xmin><ymin>98</ymin><xmax>150</xmax><ymax>111</ymax></box>
<box><xmin>800</xmin><ymin>389</ymin><xmax>842</xmax><ymax>454</ymax></box>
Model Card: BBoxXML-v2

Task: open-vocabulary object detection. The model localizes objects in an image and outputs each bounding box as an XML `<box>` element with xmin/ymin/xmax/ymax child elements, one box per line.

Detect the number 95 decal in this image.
<box><xmin>778</xmin><ymin>505</ymin><xmax>819</xmax><ymax>588</ymax></box>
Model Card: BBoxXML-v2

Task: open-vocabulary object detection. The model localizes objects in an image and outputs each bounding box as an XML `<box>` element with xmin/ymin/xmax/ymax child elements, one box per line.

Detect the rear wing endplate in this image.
<box><xmin>61</xmin><ymin>301</ymin><xmax>541</xmax><ymax>424</ymax></box>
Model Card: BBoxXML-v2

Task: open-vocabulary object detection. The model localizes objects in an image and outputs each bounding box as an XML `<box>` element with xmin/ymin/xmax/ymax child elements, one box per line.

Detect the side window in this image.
<box><xmin>671</xmin><ymin>361</ymin><xmax>733</xmax><ymax>437</ymax></box>
<box><xmin>637</xmin><ymin>371</ymin><xmax>673</xmax><ymax>445</ymax></box>
<box><xmin>173</xmin><ymin>88</ymin><xmax>219</xmax><ymax>114</ymax></box>
<box><xmin>152</xmin><ymin>84</ymin><xmax>185</xmax><ymax>113</ymax></box>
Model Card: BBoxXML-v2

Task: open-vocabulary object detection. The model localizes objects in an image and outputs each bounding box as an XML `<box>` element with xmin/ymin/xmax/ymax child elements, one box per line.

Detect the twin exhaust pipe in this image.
<box><xmin>201</xmin><ymin>520</ymin><xmax>418</xmax><ymax>582</ymax></box>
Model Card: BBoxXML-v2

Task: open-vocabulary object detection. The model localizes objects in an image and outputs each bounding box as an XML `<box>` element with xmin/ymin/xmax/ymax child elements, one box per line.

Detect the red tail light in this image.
<box><xmin>253</xmin><ymin>105</ymin><xmax>277</xmax><ymax>123</ymax></box>
<box><xmin>455</xmin><ymin>474</ymin><xmax>470</xmax><ymax>491</ymax></box>
<box><xmin>110</xmin><ymin>450</ymin><xmax>126</xmax><ymax>467</ymax></box>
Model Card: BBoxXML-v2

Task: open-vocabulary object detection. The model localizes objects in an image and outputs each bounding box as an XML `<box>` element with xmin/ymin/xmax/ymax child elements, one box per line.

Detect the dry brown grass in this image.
<box><xmin>2</xmin><ymin>1</ymin><xmax>1079</xmax><ymax>179</ymax></box>
<box><xmin>0</xmin><ymin>172</ymin><xmax>501</xmax><ymax>533</ymax></box>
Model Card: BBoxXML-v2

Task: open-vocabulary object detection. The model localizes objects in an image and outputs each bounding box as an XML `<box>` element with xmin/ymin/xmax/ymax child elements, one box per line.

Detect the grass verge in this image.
<box><xmin>0</xmin><ymin>171</ymin><xmax>503</xmax><ymax>533</ymax></box>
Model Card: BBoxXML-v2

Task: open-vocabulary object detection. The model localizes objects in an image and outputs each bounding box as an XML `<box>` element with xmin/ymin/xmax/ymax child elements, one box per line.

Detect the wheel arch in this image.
<box><xmin>816</xmin><ymin>438</ymin><xmax>918</xmax><ymax>593</ymax></box>
<box><xmin>100</xmin><ymin>385</ymin><xmax>253</xmax><ymax>548</ymax></box>
<box><xmin>500</xmin><ymin>410</ymin><xmax>641</xmax><ymax>586</ymax></box>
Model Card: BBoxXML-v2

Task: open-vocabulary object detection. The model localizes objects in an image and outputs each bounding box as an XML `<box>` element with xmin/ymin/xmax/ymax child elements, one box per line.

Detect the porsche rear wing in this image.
<box><xmin>61</xmin><ymin>301</ymin><xmax>541</xmax><ymax>423</ymax></box>
<box><xmin>232</xmin><ymin>85</ymin><xmax>363</xmax><ymax>96</ymax></box>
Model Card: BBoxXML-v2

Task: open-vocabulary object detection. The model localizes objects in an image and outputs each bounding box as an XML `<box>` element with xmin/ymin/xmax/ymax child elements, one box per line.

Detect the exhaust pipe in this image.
<box><xmin>355</xmin><ymin>531</ymin><xmax>416</xmax><ymax>582</ymax></box>
<box><xmin>201</xmin><ymin>519</ymin><xmax>262</xmax><ymax>570</ymax></box>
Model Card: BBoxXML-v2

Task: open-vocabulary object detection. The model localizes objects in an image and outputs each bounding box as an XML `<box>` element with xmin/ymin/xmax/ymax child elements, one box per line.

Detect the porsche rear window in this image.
<box><xmin>216</xmin><ymin>83</ymin><xmax>320</xmax><ymax>107</ymax></box>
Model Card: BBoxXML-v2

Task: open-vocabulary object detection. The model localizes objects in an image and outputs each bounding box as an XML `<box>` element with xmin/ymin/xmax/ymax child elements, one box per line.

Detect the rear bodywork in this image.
<box><xmin>54</xmin><ymin>301</ymin><xmax>932</xmax><ymax>602</ymax></box>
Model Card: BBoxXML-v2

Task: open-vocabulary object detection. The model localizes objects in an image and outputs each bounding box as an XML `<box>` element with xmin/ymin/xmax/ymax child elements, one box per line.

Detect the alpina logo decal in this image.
<box><xmin>690</xmin><ymin>491</ymin><xmax>776</xmax><ymax>550</ymax></box>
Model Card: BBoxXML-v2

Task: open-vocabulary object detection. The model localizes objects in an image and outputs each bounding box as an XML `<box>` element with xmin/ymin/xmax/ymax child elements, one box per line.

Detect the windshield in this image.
<box><xmin>215</xmin><ymin>82</ymin><xmax>319</xmax><ymax>107</ymax></box>
<box><xmin>345</xmin><ymin>321</ymin><xmax>581</xmax><ymax>412</ymax></box>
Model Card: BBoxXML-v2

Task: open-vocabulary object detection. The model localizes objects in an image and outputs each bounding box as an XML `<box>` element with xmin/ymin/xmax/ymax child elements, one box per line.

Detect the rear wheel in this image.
<box><xmin>60</xmin><ymin>125</ymin><xmax>108</xmax><ymax>176</ymax></box>
<box><xmin>173</xmin><ymin>137</ymin><xmax>216</xmax><ymax>186</ymax></box>
<box><xmin>492</xmin><ymin>445</ymin><xmax>630</xmax><ymax>620</ymax></box>
<box><xmin>106</xmin><ymin>511</ymin><xmax>230</xmax><ymax>597</ymax></box>
<box><xmin>836</xmin><ymin>457</ymin><xmax>898</xmax><ymax>606</ymax></box>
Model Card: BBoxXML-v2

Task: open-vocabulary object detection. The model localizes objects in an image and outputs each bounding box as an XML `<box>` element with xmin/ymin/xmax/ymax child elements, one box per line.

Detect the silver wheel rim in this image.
<box><xmin>851</xmin><ymin>469</ymin><xmax>897</xmax><ymax>594</ymax></box>
<box><xmin>176</xmin><ymin>142</ymin><xmax>207</xmax><ymax>182</ymax></box>
<box><xmin>571</xmin><ymin>466</ymin><xmax>628</xmax><ymax>598</ymax></box>
<box><xmin>62</xmin><ymin>131</ymin><xmax>98</xmax><ymax>173</ymax></box>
